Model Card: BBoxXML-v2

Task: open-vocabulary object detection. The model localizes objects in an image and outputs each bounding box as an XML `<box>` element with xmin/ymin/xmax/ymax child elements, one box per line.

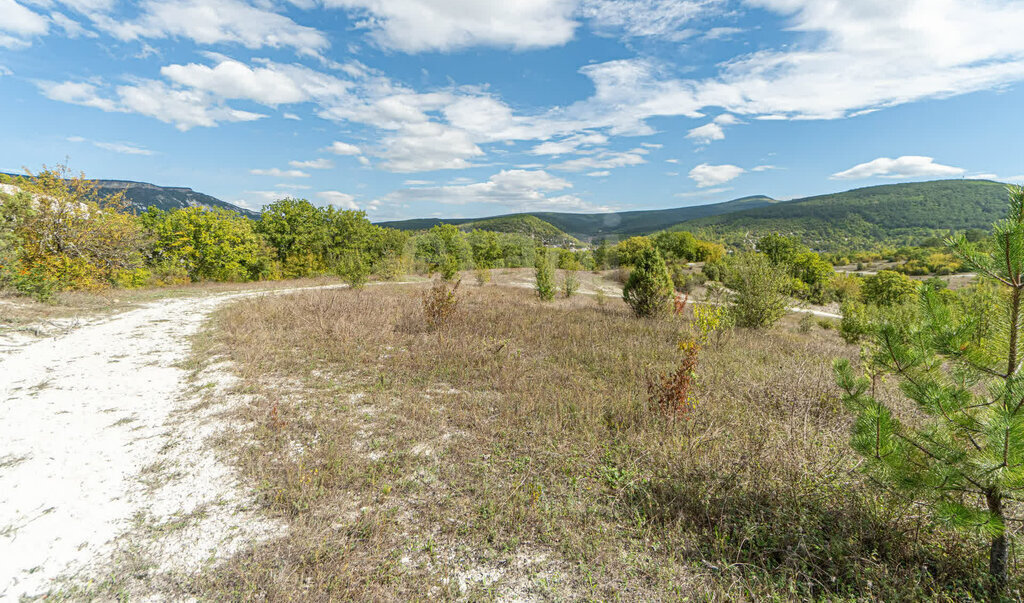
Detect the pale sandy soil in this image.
<box><xmin>0</xmin><ymin>285</ymin><xmax>348</xmax><ymax>600</ymax></box>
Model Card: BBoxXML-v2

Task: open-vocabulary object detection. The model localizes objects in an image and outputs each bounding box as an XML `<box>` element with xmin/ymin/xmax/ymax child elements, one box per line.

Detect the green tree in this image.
<box><xmin>256</xmin><ymin>198</ymin><xmax>328</xmax><ymax>276</ymax></box>
<box><xmin>416</xmin><ymin>224</ymin><xmax>470</xmax><ymax>279</ymax></box>
<box><xmin>468</xmin><ymin>229</ymin><xmax>502</xmax><ymax>269</ymax></box>
<box><xmin>757</xmin><ymin>233</ymin><xmax>804</xmax><ymax>265</ymax></box>
<box><xmin>835</xmin><ymin>185</ymin><xmax>1024</xmax><ymax>597</ymax></box>
<box><xmin>534</xmin><ymin>247</ymin><xmax>555</xmax><ymax>301</ymax></box>
<box><xmin>614</xmin><ymin>236</ymin><xmax>655</xmax><ymax>267</ymax></box>
<box><xmin>791</xmin><ymin>250</ymin><xmax>835</xmax><ymax>304</ymax></box>
<box><xmin>862</xmin><ymin>270</ymin><xmax>920</xmax><ymax>306</ymax></box>
<box><xmin>622</xmin><ymin>247</ymin><xmax>673</xmax><ymax>317</ymax></box>
<box><xmin>725</xmin><ymin>252</ymin><xmax>789</xmax><ymax>328</ymax></box>
<box><xmin>593</xmin><ymin>238</ymin><xmax>609</xmax><ymax>270</ymax></box>
<box><xmin>143</xmin><ymin>207</ymin><xmax>270</xmax><ymax>282</ymax></box>
<box><xmin>653</xmin><ymin>231</ymin><xmax>698</xmax><ymax>261</ymax></box>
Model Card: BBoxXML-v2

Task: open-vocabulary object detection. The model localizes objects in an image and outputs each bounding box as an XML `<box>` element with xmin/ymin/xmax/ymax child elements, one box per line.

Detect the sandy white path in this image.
<box><xmin>0</xmin><ymin>287</ymin><xmax>332</xmax><ymax>600</ymax></box>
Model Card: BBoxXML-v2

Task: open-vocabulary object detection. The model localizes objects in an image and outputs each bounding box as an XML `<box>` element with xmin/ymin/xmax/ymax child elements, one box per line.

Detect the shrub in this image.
<box><xmin>534</xmin><ymin>248</ymin><xmax>555</xmax><ymax>301</ymax></box>
<box><xmin>613</xmin><ymin>236</ymin><xmax>655</xmax><ymax>266</ymax></box>
<box><xmin>724</xmin><ymin>252</ymin><xmax>789</xmax><ymax>328</ymax></box>
<box><xmin>474</xmin><ymin>265</ymin><xmax>491</xmax><ymax>286</ymax></box>
<box><xmin>831</xmin><ymin>272</ymin><xmax>863</xmax><ymax>302</ymax></box>
<box><xmin>422</xmin><ymin>278</ymin><xmax>460</xmax><ymax>330</ymax></box>
<box><xmin>862</xmin><ymin>270</ymin><xmax>920</xmax><ymax>306</ymax></box>
<box><xmin>702</xmin><ymin>258</ymin><xmax>727</xmax><ymax>282</ymax></box>
<box><xmin>561</xmin><ymin>270</ymin><xmax>580</xmax><ymax>298</ymax></box>
<box><xmin>798</xmin><ymin>312</ymin><xmax>815</xmax><ymax>333</ymax></box>
<box><xmin>337</xmin><ymin>251</ymin><xmax>370</xmax><ymax>289</ymax></box>
<box><xmin>622</xmin><ymin>248</ymin><xmax>673</xmax><ymax>318</ymax></box>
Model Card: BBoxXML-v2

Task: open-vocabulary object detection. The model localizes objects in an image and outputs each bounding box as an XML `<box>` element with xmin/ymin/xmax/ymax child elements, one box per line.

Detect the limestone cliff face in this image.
<box><xmin>0</xmin><ymin>174</ymin><xmax>259</xmax><ymax>218</ymax></box>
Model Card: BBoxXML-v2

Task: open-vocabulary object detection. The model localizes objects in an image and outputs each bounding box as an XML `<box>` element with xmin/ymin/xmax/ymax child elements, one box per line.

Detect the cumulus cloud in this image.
<box><xmin>550</xmin><ymin>148</ymin><xmax>647</xmax><ymax>172</ymax></box>
<box><xmin>322</xmin><ymin>0</ymin><xmax>578</xmax><ymax>52</ymax></box>
<box><xmin>323</xmin><ymin>141</ymin><xmax>362</xmax><ymax>155</ymax></box>
<box><xmin>38</xmin><ymin>78</ymin><xmax>265</xmax><ymax>130</ymax></box>
<box><xmin>382</xmin><ymin>168</ymin><xmax>614</xmax><ymax>212</ymax></box>
<box><xmin>89</xmin><ymin>0</ymin><xmax>329</xmax><ymax>56</ymax></box>
<box><xmin>317</xmin><ymin>190</ymin><xmax>359</xmax><ymax>209</ymax></box>
<box><xmin>289</xmin><ymin>158</ymin><xmax>334</xmax><ymax>169</ymax></box>
<box><xmin>251</xmin><ymin>168</ymin><xmax>310</xmax><ymax>178</ymax></box>
<box><xmin>580</xmin><ymin>0</ymin><xmax>723</xmax><ymax>41</ymax></box>
<box><xmin>0</xmin><ymin>0</ymin><xmax>48</xmax><ymax>47</ymax></box>
<box><xmin>689</xmin><ymin>163</ymin><xmax>744</xmax><ymax>187</ymax></box>
<box><xmin>528</xmin><ymin>131</ymin><xmax>607</xmax><ymax>155</ymax></box>
<box><xmin>830</xmin><ymin>156</ymin><xmax>966</xmax><ymax>180</ymax></box>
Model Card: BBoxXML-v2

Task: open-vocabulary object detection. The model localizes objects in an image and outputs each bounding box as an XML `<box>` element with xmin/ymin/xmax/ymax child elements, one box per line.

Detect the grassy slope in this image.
<box><xmin>460</xmin><ymin>215</ymin><xmax>581</xmax><ymax>246</ymax></box>
<box><xmin>188</xmin><ymin>282</ymin><xmax>998</xmax><ymax>600</ymax></box>
<box><xmin>376</xmin><ymin>195</ymin><xmax>778</xmax><ymax>240</ymax></box>
<box><xmin>670</xmin><ymin>179</ymin><xmax>1008</xmax><ymax>251</ymax></box>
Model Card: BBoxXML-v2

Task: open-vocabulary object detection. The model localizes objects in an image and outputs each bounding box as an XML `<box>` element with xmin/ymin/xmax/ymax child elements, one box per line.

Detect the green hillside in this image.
<box><xmin>669</xmin><ymin>180</ymin><xmax>1009</xmax><ymax>251</ymax></box>
<box><xmin>376</xmin><ymin>195</ymin><xmax>778</xmax><ymax>240</ymax></box>
<box><xmin>459</xmin><ymin>215</ymin><xmax>580</xmax><ymax>246</ymax></box>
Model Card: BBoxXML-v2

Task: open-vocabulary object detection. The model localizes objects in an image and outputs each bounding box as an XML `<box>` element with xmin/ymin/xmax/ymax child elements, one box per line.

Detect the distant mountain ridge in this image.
<box><xmin>0</xmin><ymin>173</ymin><xmax>259</xmax><ymax>219</ymax></box>
<box><xmin>376</xmin><ymin>194</ymin><xmax>779</xmax><ymax>240</ymax></box>
<box><xmin>671</xmin><ymin>179</ymin><xmax>1009</xmax><ymax>251</ymax></box>
<box><xmin>378</xmin><ymin>180</ymin><xmax>1012</xmax><ymax>249</ymax></box>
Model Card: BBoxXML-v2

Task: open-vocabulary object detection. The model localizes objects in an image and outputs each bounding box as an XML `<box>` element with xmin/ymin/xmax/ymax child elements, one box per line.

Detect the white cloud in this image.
<box><xmin>90</xmin><ymin>0</ymin><xmax>329</xmax><ymax>56</ymax></box>
<box><xmin>324</xmin><ymin>141</ymin><xmax>362</xmax><ymax>155</ymax></box>
<box><xmin>830</xmin><ymin>156</ymin><xmax>966</xmax><ymax>180</ymax></box>
<box><xmin>686</xmin><ymin>122</ymin><xmax>724</xmax><ymax>144</ymax></box>
<box><xmin>581</xmin><ymin>0</ymin><xmax>722</xmax><ymax>41</ymax></box>
<box><xmin>323</xmin><ymin>0</ymin><xmax>578</xmax><ymax>52</ymax></box>
<box><xmin>528</xmin><ymin>131</ymin><xmax>607</xmax><ymax>155</ymax></box>
<box><xmin>382</xmin><ymin>168</ymin><xmax>613</xmax><ymax>212</ymax></box>
<box><xmin>378</xmin><ymin>121</ymin><xmax>484</xmax><ymax>172</ymax></box>
<box><xmin>0</xmin><ymin>65</ymin><xmax>12</xmax><ymax>76</ymax></box>
<box><xmin>689</xmin><ymin>163</ymin><xmax>744</xmax><ymax>187</ymax></box>
<box><xmin>162</xmin><ymin>60</ymin><xmax>312</xmax><ymax>105</ymax></box>
<box><xmin>751</xmin><ymin>164</ymin><xmax>777</xmax><ymax>172</ymax></box>
<box><xmin>586</xmin><ymin>170</ymin><xmax>610</xmax><ymax>177</ymax></box>
<box><xmin>38</xmin><ymin>78</ymin><xmax>266</xmax><ymax>130</ymax></box>
<box><xmin>317</xmin><ymin>190</ymin><xmax>359</xmax><ymax>209</ymax></box>
<box><xmin>550</xmin><ymin>147</ymin><xmax>647</xmax><ymax>172</ymax></box>
<box><xmin>251</xmin><ymin>168</ymin><xmax>310</xmax><ymax>178</ymax></box>
<box><xmin>283</xmin><ymin>112</ymin><xmax>301</xmax><ymax>120</ymax></box>
<box><xmin>93</xmin><ymin>141</ymin><xmax>154</xmax><ymax>155</ymax></box>
<box><xmin>0</xmin><ymin>0</ymin><xmax>48</xmax><ymax>47</ymax></box>
<box><xmin>66</xmin><ymin>135</ymin><xmax>155</xmax><ymax>155</ymax></box>
<box><xmin>289</xmin><ymin>158</ymin><xmax>334</xmax><ymax>169</ymax></box>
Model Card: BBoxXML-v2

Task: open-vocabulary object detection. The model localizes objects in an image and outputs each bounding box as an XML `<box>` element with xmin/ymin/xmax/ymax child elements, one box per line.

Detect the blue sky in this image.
<box><xmin>1</xmin><ymin>0</ymin><xmax>1023</xmax><ymax>221</ymax></box>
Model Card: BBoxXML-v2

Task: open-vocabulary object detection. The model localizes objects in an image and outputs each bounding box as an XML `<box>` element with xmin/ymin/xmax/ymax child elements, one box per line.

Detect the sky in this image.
<box><xmin>1</xmin><ymin>0</ymin><xmax>1023</xmax><ymax>221</ymax></box>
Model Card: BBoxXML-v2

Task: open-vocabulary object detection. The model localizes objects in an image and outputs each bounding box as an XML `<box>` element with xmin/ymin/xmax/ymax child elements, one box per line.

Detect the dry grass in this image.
<box><xmin>189</xmin><ymin>283</ymin><xmax>1009</xmax><ymax>600</ymax></box>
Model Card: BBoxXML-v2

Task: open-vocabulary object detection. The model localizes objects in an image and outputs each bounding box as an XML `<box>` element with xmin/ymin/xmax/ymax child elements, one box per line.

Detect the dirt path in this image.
<box><xmin>0</xmin><ymin>287</ymin><xmax>343</xmax><ymax>600</ymax></box>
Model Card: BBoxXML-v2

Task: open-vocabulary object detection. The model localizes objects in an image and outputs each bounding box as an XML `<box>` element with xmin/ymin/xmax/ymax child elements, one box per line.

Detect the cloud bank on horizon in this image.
<box><xmin>1</xmin><ymin>0</ymin><xmax>1023</xmax><ymax>219</ymax></box>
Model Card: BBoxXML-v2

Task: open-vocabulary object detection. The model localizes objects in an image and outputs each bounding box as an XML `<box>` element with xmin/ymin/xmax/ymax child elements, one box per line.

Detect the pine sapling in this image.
<box><xmin>835</xmin><ymin>185</ymin><xmax>1024</xmax><ymax>598</ymax></box>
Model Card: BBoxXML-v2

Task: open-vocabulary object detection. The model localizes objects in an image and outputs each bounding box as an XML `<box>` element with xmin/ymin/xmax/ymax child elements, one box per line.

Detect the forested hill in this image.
<box><xmin>668</xmin><ymin>179</ymin><xmax>1010</xmax><ymax>251</ymax></box>
<box><xmin>376</xmin><ymin>195</ymin><xmax>778</xmax><ymax>240</ymax></box>
<box><xmin>1</xmin><ymin>173</ymin><xmax>259</xmax><ymax>219</ymax></box>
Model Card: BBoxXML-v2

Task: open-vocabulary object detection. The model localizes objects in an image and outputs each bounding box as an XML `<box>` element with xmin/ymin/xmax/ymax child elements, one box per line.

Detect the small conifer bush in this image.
<box><xmin>622</xmin><ymin>248</ymin><xmax>673</xmax><ymax>317</ymax></box>
<box><xmin>534</xmin><ymin>249</ymin><xmax>555</xmax><ymax>301</ymax></box>
<box><xmin>422</xmin><ymin>278</ymin><xmax>460</xmax><ymax>330</ymax></box>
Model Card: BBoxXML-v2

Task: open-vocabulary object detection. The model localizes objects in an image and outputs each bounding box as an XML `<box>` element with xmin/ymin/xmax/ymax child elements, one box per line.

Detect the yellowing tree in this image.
<box><xmin>1</xmin><ymin>165</ymin><xmax>144</xmax><ymax>299</ymax></box>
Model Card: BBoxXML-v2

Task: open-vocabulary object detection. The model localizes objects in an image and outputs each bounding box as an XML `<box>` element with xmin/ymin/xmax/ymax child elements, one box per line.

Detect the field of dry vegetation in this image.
<box><xmin>185</xmin><ymin>279</ymin><xmax>1007</xmax><ymax>600</ymax></box>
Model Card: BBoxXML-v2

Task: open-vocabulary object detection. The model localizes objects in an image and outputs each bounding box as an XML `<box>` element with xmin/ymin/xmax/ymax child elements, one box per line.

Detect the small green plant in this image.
<box><xmin>798</xmin><ymin>312</ymin><xmax>815</xmax><ymax>333</ymax></box>
<box><xmin>561</xmin><ymin>270</ymin><xmax>580</xmax><ymax>298</ymax></box>
<box><xmin>622</xmin><ymin>248</ymin><xmax>673</xmax><ymax>317</ymax></box>
<box><xmin>422</xmin><ymin>278</ymin><xmax>460</xmax><ymax>330</ymax></box>
<box><xmin>474</xmin><ymin>264</ymin><xmax>491</xmax><ymax>286</ymax></box>
<box><xmin>693</xmin><ymin>303</ymin><xmax>725</xmax><ymax>345</ymax></box>
<box><xmin>594</xmin><ymin>287</ymin><xmax>607</xmax><ymax>306</ymax></box>
<box><xmin>337</xmin><ymin>251</ymin><xmax>370</xmax><ymax>289</ymax></box>
<box><xmin>534</xmin><ymin>248</ymin><xmax>555</xmax><ymax>301</ymax></box>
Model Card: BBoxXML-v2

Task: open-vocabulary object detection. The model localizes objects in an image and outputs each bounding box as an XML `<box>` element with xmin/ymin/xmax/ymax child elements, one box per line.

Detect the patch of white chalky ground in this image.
<box><xmin>0</xmin><ymin>290</ymin><xmax>299</xmax><ymax>600</ymax></box>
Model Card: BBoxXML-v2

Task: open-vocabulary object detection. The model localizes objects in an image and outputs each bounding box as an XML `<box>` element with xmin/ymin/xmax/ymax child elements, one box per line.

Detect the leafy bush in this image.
<box><xmin>561</xmin><ymin>270</ymin><xmax>580</xmax><ymax>298</ymax></box>
<box><xmin>422</xmin><ymin>278</ymin><xmax>460</xmax><ymax>330</ymax></box>
<box><xmin>143</xmin><ymin>206</ymin><xmax>270</xmax><ymax>282</ymax></box>
<box><xmin>613</xmin><ymin>236</ymin><xmax>655</xmax><ymax>266</ymax></box>
<box><xmin>337</xmin><ymin>251</ymin><xmax>370</xmax><ymax>289</ymax></box>
<box><xmin>534</xmin><ymin>248</ymin><xmax>555</xmax><ymax>301</ymax></box>
<box><xmin>724</xmin><ymin>252</ymin><xmax>789</xmax><ymax>328</ymax></box>
<box><xmin>862</xmin><ymin>270</ymin><xmax>920</xmax><ymax>306</ymax></box>
<box><xmin>622</xmin><ymin>247</ymin><xmax>673</xmax><ymax>317</ymax></box>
